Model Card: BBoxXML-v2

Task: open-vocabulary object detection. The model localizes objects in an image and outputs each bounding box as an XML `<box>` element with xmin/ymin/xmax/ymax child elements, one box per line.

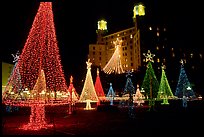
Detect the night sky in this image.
<box><xmin>2</xmin><ymin>0</ymin><xmax>203</xmax><ymax>85</ymax></box>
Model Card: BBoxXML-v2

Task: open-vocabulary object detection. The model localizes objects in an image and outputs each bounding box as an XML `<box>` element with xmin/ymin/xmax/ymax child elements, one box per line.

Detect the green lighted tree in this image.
<box><xmin>157</xmin><ymin>66</ymin><xmax>174</xmax><ymax>100</ymax></box>
<box><xmin>141</xmin><ymin>50</ymin><xmax>159</xmax><ymax>99</ymax></box>
<box><xmin>141</xmin><ymin>50</ymin><xmax>159</xmax><ymax>110</ymax></box>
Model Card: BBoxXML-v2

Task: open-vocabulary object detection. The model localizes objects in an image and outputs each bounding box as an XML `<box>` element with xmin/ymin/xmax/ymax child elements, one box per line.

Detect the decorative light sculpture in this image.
<box><xmin>103</xmin><ymin>38</ymin><xmax>124</xmax><ymax>74</ymax></box>
<box><xmin>3</xmin><ymin>2</ymin><xmax>71</xmax><ymax>131</ymax></box>
<box><xmin>94</xmin><ymin>68</ymin><xmax>106</xmax><ymax>101</ymax></box>
<box><xmin>79</xmin><ymin>59</ymin><xmax>99</xmax><ymax>110</ymax></box>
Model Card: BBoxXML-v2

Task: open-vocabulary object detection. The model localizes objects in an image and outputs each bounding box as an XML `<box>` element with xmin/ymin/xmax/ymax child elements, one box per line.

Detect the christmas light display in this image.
<box><xmin>79</xmin><ymin>59</ymin><xmax>99</xmax><ymax>110</ymax></box>
<box><xmin>31</xmin><ymin>69</ymin><xmax>47</xmax><ymax>101</ymax></box>
<box><xmin>67</xmin><ymin>75</ymin><xmax>79</xmax><ymax>114</ymax></box>
<box><xmin>134</xmin><ymin>84</ymin><xmax>145</xmax><ymax>106</ymax></box>
<box><xmin>102</xmin><ymin>38</ymin><xmax>124</xmax><ymax>74</ymax></box>
<box><xmin>141</xmin><ymin>50</ymin><xmax>159</xmax><ymax>99</ymax></box>
<box><xmin>20</xmin><ymin>103</ymin><xmax>53</xmax><ymax>130</ymax></box>
<box><xmin>3</xmin><ymin>2</ymin><xmax>71</xmax><ymax>131</ymax></box>
<box><xmin>161</xmin><ymin>95</ymin><xmax>169</xmax><ymax>105</ymax></box>
<box><xmin>106</xmin><ymin>83</ymin><xmax>115</xmax><ymax>105</ymax></box>
<box><xmin>68</xmin><ymin>75</ymin><xmax>79</xmax><ymax>102</ymax></box>
<box><xmin>3</xmin><ymin>51</ymin><xmax>22</xmax><ymax>101</ymax></box>
<box><xmin>3</xmin><ymin>2</ymin><xmax>68</xmax><ymax>101</ymax></box>
<box><xmin>94</xmin><ymin>68</ymin><xmax>106</xmax><ymax>101</ymax></box>
<box><xmin>175</xmin><ymin>60</ymin><xmax>196</xmax><ymax>98</ymax></box>
<box><xmin>157</xmin><ymin>66</ymin><xmax>174</xmax><ymax>101</ymax></box>
<box><xmin>141</xmin><ymin>50</ymin><xmax>159</xmax><ymax>110</ymax></box>
<box><xmin>124</xmin><ymin>71</ymin><xmax>135</xmax><ymax>118</ymax></box>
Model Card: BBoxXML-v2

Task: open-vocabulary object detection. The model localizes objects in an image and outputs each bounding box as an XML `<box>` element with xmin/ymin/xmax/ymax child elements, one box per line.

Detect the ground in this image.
<box><xmin>2</xmin><ymin>99</ymin><xmax>204</xmax><ymax>136</ymax></box>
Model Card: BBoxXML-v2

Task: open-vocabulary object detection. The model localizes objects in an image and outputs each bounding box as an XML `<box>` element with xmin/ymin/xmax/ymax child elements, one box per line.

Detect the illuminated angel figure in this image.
<box><xmin>103</xmin><ymin>38</ymin><xmax>124</xmax><ymax>74</ymax></box>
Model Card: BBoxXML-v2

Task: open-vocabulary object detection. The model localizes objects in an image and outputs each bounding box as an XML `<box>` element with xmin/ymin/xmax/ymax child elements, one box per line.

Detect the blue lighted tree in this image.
<box><xmin>106</xmin><ymin>83</ymin><xmax>115</xmax><ymax>105</ymax></box>
<box><xmin>175</xmin><ymin>60</ymin><xmax>196</xmax><ymax>99</ymax></box>
<box><xmin>124</xmin><ymin>71</ymin><xmax>135</xmax><ymax>118</ymax></box>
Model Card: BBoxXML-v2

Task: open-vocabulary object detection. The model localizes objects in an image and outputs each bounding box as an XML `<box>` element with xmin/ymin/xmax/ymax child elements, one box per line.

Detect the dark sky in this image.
<box><xmin>2</xmin><ymin>0</ymin><xmax>203</xmax><ymax>84</ymax></box>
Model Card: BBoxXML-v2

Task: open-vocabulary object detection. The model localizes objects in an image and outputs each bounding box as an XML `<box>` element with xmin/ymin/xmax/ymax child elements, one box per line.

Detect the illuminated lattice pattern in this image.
<box><xmin>79</xmin><ymin>59</ymin><xmax>99</xmax><ymax>102</ymax></box>
<box><xmin>103</xmin><ymin>38</ymin><xmax>124</xmax><ymax>74</ymax></box>
<box><xmin>3</xmin><ymin>2</ymin><xmax>68</xmax><ymax>101</ymax></box>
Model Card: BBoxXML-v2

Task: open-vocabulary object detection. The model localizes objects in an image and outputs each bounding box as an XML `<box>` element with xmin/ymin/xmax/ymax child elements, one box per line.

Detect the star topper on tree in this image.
<box><xmin>143</xmin><ymin>50</ymin><xmax>155</xmax><ymax>62</ymax></box>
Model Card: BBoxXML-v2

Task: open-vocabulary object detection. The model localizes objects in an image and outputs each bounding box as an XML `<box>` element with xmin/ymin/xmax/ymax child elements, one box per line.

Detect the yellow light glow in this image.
<box><xmin>98</xmin><ymin>20</ymin><xmax>107</xmax><ymax>30</ymax></box>
<box><xmin>133</xmin><ymin>4</ymin><xmax>145</xmax><ymax>18</ymax></box>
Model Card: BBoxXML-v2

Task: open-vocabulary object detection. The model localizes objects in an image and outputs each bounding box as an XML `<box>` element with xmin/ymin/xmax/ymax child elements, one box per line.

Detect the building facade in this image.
<box><xmin>88</xmin><ymin>19</ymin><xmax>141</xmax><ymax>73</ymax></box>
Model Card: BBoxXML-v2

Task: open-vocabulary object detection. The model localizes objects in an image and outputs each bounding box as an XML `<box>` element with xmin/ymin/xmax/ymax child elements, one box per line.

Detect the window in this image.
<box><xmin>93</xmin><ymin>46</ymin><xmax>95</xmax><ymax>50</ymax></box>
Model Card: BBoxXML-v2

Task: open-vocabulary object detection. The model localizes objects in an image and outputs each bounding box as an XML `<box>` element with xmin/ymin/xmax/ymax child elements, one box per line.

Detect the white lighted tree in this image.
<box><xmin>102</xmin><ymin>38</ymin><xmax>124</xmax><ymax>74</ymax></box>
<box><xmin>79</xmin><ymin>59</ymin><xmax>99</xmax><ymax>110</ymax></box>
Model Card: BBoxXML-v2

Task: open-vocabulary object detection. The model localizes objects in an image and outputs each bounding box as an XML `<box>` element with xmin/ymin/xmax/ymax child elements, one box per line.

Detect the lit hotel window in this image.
<box><xmin>149</xmin><ymin>27</ymin><xmax>152</xmax><ymax>30</ymax></box>
<box><xmin>157</xmin><ymin>58</ymin><xmax>160</xmax><ymax>63</ymax></box>
<box><xmin>156</xmin><ymin>46</ymin><xmax>159</xmax><ymax>50</ymax></box>
<box><xmin>172</xmin><ymin>53</ymin><xmax>175</xmax><ymax>57</ymax></box>
<box><xmin>130</xmin><ymin>34</ymin><xmax>133</xmax><ymax>39</ymax></box>
<box><xmin>199</xmin><ymin>53</ymin><xmax>202</xmax><ymax>59</ymax></box>
<box><xmin>164</xmin><ymin>28</ymin><xmax>166</xmax><ymax>31</ymax></box>
<box><xmin>190</xmin><ymin>53</ymin><xmax>193</xmax><ymax>58</ymax></box>
<box><xmin>157</xmin><ymin>32</ymin><xmax>159</xmax><ymax>37</ymax></box>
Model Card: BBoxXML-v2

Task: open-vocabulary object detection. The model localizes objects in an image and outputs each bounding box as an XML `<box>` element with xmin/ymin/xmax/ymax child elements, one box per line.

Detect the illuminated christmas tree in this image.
<box><xmin>141</xmin><ymin>50</ymin><xmax>159</xmax><ymax>99</ymax></box>
<box><xmin>124</xmin><ymin>71</ymin><xmax>135</xmax><ymax>118</ymax></box>
<box><xmin>67</xmin><ymin>75</ymin><xmax>79</xmax><ymax>114</ymax></box>
<box><xmin>31</xmin><ymin>69</ymin><xmax>47</xmax><ymax>101</ymax></box>
<box><xmin>134</xmin><ymin>84</ymin><xmax>145</xmax><ymax>106</ymax></box>
<box><xmin>3</xmin><ymin>51</ymin><xmax>22</xmax><ymax>101</ymax></box>
<box><xmin>106</xmin><ymin>83</ymin><xmax>115</xmax><ymax>105</ymax></box>
<box><xmin>68</xmin><ymin>75</ymin><xmax>79</xmax><ymax>102</ymax></box>
<box><xmin>79</xmin><ymin>59</ymin><xmax>99</xmax><ymax>110</ymax></box>
<box><xmin>102</xmin><ymin>38</ymin><xmax>124</xmax><ymax>74</ymax></box>
<box><xmin>19</xmin><ymin>69</ymin><xmax>53</xmax><ymax>130</ymax></box>
<box><xmin>157</xmin><ymin>65</ymin><xmax>174</xmax><ymax>101</ymax></box>
<box><xmin>141</xmin><ymin>50</ymin><xmax>159</xmax><ymax>110</ymax></box>
<box><xmin>175</xmin><ymin>60</ymin><xmax>196</xmax><ymax>98</ymax></box>
<box><xmin>3</xmin><ymin>2</ymin><xmax>68</xmax><ymax>101</ymax></box>
<box><xmin>3</xmin><ymin>2</ymin><xmax>70</xmax><ymax>131</ymax></box>
<box><xmin>94</xmin><ymin>68</ymin><xmax>106</xmax><ymax>101</ymax></box>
